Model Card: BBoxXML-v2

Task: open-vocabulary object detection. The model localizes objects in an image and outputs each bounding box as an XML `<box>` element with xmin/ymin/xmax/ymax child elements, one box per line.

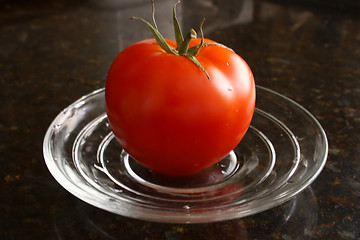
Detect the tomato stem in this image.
<box><xmin>130</xmin><ymin>16</ymin><xmax>177</xmax><ymax>55</ymax></box>
<box><xmin>131</xmin><ymin>0</ymin><xmax>210</xmax><ymax>79</ymax></box>
<box><xmin>179</xmin><ymin>29</ymin><xmax>196</xmax><ymax>55</ymax></box>
<box><xmin>188</xmin><ymin>18</ymin><xmax>205</xmax><ymax>56</ymax></box>
<box><xmin>173</xmin><ymin>1</ymin><xmax>184</xmax><ymax>51</ymax></box>
<box><xmin>151</xmin><ymin>0</ymin><xmax>158</xmax><ymax>30</ymax></box>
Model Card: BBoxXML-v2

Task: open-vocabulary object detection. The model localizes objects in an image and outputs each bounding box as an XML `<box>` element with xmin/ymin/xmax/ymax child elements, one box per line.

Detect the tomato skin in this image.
<box><xmin>105</xmin><ymin>38</ymin><xmax>255</xmax><ymax>176</ymax></box>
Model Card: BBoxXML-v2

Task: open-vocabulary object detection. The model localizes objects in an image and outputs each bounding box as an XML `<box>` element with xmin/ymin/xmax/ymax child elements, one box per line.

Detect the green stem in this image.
<box><xmin>179</xmin><ymin>29</ymin><xmax>196</xmax><ymax>55</ymax></box>
<box><xmin>131</xmin><ymin>0</ymin><xmax>211</xmax><ymax>79</ymax></box>
<box><xmin>130</xmin><ymin>17</ymin><xmax>177</xmax><ymax>55</ymax></box>
<box><xmin>151</xmin><ymin>0</ymin><xmax>158</xmax><ymax>29</ymax></box>
<box><xmin>185</xmin><ymin>54</ymin><xmax>210</xmax><ymax>79</ymax></box>
<box><xmin>188</xmin><ymin>18</ymin><xmax>205</xmax><ymax>56</ymax></box>
<box><xmin>173</xmin><ymin>1</ymin><xmax>183</xmax><ymax>51</ymax></box>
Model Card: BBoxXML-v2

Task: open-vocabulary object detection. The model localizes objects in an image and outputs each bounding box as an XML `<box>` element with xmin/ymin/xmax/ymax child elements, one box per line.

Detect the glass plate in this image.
<box><xmin>43</xmin><ymin>86</ymin><xmax>328</xmax><ymax>223</ymax></box>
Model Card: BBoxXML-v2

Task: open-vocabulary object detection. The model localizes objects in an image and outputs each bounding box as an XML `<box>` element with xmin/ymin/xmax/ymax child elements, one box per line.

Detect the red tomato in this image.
<box><xmin>105</xmin><ymin>38</ymin><xmax>255</xmax><ymax>176</ymax></box>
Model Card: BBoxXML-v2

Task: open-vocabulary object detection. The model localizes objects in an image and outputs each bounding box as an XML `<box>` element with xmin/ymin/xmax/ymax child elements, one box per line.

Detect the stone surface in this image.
<box><xmin>0</xmin><ymin>0</ymin><xmax>359</xmax><ymax>239</ymax></box>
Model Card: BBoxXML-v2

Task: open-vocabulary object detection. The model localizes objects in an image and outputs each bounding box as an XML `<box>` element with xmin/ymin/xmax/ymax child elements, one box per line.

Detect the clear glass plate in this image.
<box><xmin>43</xmin><ymin>86</ymin><xmax>328</xmax><ymax>223</ymax></box>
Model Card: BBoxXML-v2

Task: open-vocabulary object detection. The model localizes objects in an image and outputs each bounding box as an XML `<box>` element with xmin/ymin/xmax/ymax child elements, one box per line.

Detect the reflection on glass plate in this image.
<box><xmin>43</xmin><ymin>86</ymin><xmax>328</xmax><ymax>223</ymax></box>
<box><xmin>52</xmin><ymin>187</ymin><xmax>318</xmax><ymax>239</ymax></box>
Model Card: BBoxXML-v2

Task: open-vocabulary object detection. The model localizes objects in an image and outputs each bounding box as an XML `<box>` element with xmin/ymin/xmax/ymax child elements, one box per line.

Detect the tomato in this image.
<box><xmin>105</xmin><ymin>2</ymin><xmax>255</xmax><ymax>176</ymax></box>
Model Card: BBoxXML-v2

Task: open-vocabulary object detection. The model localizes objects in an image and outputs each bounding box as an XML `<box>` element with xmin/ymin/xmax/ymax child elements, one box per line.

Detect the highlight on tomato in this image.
<box><xmin>105</xmin><ymin>0</ymin><xmax>256</xmax><ymax>176</ymax></box>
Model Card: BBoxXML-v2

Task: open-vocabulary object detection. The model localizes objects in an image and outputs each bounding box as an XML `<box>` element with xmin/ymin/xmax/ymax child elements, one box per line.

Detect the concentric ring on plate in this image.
<box><xmin>43</xmin><ymin>86</ymin><xmax>328</xmax><ymax>223</ymax></box>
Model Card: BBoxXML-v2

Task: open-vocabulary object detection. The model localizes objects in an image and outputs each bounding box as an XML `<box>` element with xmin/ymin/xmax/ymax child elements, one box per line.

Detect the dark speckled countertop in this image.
<box><xmin>1</xmin><ymin>0</ymin><xmax>359</xmax><ymax>239</ymax></box>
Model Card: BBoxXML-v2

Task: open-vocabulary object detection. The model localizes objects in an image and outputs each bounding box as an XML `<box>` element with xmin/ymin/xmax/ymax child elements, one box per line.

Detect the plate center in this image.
<box><xmin>122</xmin><ymin>150</ymin><xmax>239</xmax><ymax>192</ymax></box>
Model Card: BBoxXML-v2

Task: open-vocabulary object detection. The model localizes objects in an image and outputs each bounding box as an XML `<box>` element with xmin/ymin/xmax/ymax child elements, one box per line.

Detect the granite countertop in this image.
<box><xmin>1</xmin><ymin>0</ymin><xmax>359</xmax><ymax>239</ymax></box>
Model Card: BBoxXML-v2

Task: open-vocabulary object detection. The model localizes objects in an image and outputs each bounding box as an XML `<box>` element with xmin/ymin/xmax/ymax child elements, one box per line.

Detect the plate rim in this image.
<box><xmin>43</xmin><ymin>85</ymin><xmax>328</xmax><ymax>223</ymax></box>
